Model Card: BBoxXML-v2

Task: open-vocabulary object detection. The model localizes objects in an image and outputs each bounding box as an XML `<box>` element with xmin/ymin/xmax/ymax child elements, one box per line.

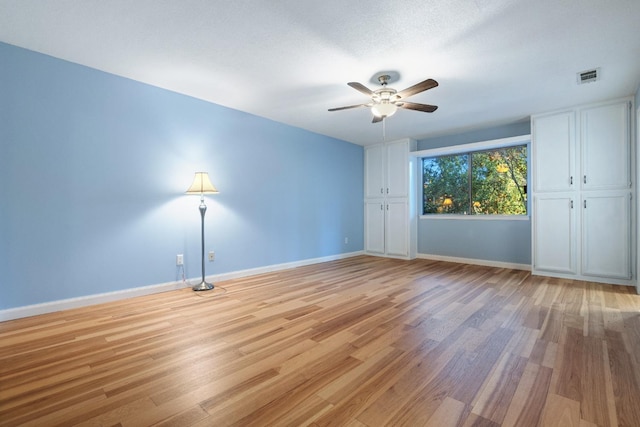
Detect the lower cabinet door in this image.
<box><xmin>533</xmin><ymin>194</ymin><xmax>577</xmax><ymax>274</ymax></box>
<box><xmin>582</xmin><ymin>192</ymin><xmax>631</xmax><ymax>279</ymax></box>
<box><xmin>364</xmin><ymin>201</ymin><xmax>385</xmax><ymax>254</ymax></box>
<box><xmin>385</xmin><ymin>200</ymin><xmax>409</xmax><ymax>257</ymax></box>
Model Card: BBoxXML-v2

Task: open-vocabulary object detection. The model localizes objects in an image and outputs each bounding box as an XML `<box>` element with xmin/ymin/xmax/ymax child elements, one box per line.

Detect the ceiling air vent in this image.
<box><xmin>577</xmin><ymin>68</ymin><xmax>600</xmax><ymax>84</ymax></box>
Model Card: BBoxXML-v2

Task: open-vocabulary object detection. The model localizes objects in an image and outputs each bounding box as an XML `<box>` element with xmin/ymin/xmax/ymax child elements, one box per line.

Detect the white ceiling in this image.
<box><xmin>1</xmin><ymin>0</ymin><xmax>639</xmax><ymax>146</ymax></box>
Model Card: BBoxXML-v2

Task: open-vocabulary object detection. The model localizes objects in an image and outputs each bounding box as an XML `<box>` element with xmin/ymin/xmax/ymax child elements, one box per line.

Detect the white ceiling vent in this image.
<box><xmin>577</xmin><ymin>68</ymin><xmax>601</xmax><ymax>84</ymax></box>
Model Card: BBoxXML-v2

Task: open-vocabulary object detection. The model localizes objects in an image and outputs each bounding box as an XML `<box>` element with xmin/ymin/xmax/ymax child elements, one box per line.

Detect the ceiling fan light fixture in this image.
<box><xmin>371</xmin><ymin>102</ymin><xmax>398</xmax><ymax>118</ymax></box>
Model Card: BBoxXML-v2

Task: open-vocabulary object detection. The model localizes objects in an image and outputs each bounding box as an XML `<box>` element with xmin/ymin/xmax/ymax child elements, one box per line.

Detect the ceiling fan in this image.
<box><xmin>328</xmin><ymin>75</ymin><xmax>438</xmax><ymax>123</ymax></box>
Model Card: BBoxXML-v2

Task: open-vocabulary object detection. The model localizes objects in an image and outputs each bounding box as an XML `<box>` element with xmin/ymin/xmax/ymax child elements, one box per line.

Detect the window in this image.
<box><xmin>422</xmin><ymin>145</ymin><xmax>527</xmax><ymax>216</ymax></box>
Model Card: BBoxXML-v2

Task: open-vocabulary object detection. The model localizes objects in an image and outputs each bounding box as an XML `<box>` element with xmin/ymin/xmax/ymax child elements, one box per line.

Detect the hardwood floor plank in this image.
<box><xmin>360</xmin><ymin>349</ymin><xmax>469</xmax><ymax>426</ymax></box>
<box><xmin>74</xmin><ymin>397</ymin><xmax>157</xmax><ymax>427</ymax></box>
<box><xmin>356</xmin><ymin>332</ymin><xmax>468</xmax><ymax>426</ymax></box>
<box><xmin>551</xmin><ymin>326</ymin><xmax>584</xmax><ymax>401</ymax></box>
<box><xmin>1</xmin><ymin>256</ymin><xmax>639</xmax><ymax>426</ymax></box>
<box><xmin>471</xmin><ymin>351</ymin><xmax>528</xmax><ymax>424</ymax></box>
<box><xmin>606</xmin><ymin>330</ymin><xmax>640</xmax><ymax>427</ymax></box>
<box><xmin>450</xmin><ymin>327</ymin><xmax>515</xmax><ymax>404</ymax></box>
<box><xmin>501</xmin><ymin>362</ymin><xmax>552</xmax><ymax>427</ymax></box>
<box><xmin>149</xmin><ymin>337</ymin><xmax>315</xmax><ymax>407</ymax></box>
<box><xmin>311</xmin><ymin>337</ymin><xmax>440</xmax><ymax>426</ymax></box>
<box><xmin>580</xmin><ymin>336</ymin><xmax>612</xmax><ymax>426</ymax></box>
<box><xmin>315</xmin><ymin>345</ymin><xmax>404</xmax><ymax>404</ymax></box>
<box><xmin>540</xmin><ymin>393</ymin><xmax>581</xmax><ymax>427</ymax></box>
<box><xmin>462</xmin><ymin>413</ymin><xmax>501</xmax><ymax>427</ymax></box>
<box><xmin>424</xmin><ymin>396</ymin><xmax>467</xmax><ymax>427</ymax></box>
<box><xmin>601</xmin><ymin>341</ymin><xmax>620</xmax><ymax>427</ymax></box>
<box><xmin>226</xmin><ymin>355</ymin><xmax>361</xmax><ymax>426</ymax></box>
<box><xmin>152</xmin><ymin>405</ymin><xmax>210</xmax><ymax>427</ymax></box>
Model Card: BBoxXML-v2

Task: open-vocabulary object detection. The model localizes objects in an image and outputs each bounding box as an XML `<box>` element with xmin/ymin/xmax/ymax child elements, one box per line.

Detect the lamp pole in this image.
<box><xmin>193</xmin><ymin>194</ymin><xmax>213</xmax><ymax>291</ymax></box>
<box><xmin>185</xmin><ymin>172</ymin><xmax>218</xmax><ymax>291</ymax></box>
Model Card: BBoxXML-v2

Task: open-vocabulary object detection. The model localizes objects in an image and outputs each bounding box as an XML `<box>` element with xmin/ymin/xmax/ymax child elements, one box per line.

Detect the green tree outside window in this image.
<box><xmin>423</xmin><ymin>145</ymin><xmax>527</xmax><ymax>215</ymax></box>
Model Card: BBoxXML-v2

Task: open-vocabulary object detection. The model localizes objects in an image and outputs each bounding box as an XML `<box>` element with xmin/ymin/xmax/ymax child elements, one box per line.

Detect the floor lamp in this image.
<box><xmin>186</xmin><ymin>172</ymin><xmax>219</xmax><ymax>291</ymax></box>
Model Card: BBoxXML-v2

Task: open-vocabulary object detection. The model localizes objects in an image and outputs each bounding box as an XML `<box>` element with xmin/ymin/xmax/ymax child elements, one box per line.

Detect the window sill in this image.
<box><xmin>420</xmin><ymin>214</ymin><xmax>530</xmax><ymax>221</ymax></box>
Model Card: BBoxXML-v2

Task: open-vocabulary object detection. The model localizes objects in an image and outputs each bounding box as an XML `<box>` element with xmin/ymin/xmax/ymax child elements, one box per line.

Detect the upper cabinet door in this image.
<box><xmin>365</xmin><ymin>144</ymin><xmax>385</xmax><ymax>198</ymax></box>
<box><xmin>532</xmin><ymin>111</ymin><xmax>576</xmax><ymax>193</ymax></box>
<box><xmin>581</xmin><ymin>101</ymin><xmax>630</xmax><ymax>191</ymax></box>
<box><xmin>386</xmin><ymin>139</ymin><xmax>409</xmax><ymax>198</ymax></box>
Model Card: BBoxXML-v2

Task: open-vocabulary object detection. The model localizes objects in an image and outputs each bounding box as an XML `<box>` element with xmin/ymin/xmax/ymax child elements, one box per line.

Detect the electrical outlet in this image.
<box><xmin>344</xmin><ymin>237</ymin><xmax>349</xmax><ymax>244</ymax></box>
<box><xmin>176</xmin><ymin>254</ymin><xmax>184</xmax><ymax>266</ymax></box>
<box><xmin>208</xmin><ymin>251</ymin><xmax>215</xmax><ymax>262</ymax></box>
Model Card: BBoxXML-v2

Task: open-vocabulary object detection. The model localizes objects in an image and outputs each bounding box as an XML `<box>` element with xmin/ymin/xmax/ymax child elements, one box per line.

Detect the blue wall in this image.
<box><xmin>416</xmin><ymin>121</ymin><xmax>532</xmax><ymax>265</ymax></box>
<box><xmin>0</xmin><ymin>43</ymin><xmax>364</xmax><ymax>310</ymax></box>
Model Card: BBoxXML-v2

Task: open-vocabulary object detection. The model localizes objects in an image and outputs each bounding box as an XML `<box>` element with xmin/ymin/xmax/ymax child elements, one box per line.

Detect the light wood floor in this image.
<box><xmin>1</xmin><ymin>256</ymin><xmax>640</xmax><ymax>426</ymax></box>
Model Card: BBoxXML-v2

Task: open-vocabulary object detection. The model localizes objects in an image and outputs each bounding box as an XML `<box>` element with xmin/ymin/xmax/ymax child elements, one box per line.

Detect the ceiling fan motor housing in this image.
<box><xmin>372</xmin><ymin>88</ymin><xmax>398</xmax><ymax>103</ymax></box>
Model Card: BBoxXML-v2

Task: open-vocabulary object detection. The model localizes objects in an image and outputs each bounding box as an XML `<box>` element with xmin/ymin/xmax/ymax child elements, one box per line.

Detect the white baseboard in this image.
<box><xmin>208</xmin><ymin>251</ymin><xmax>364</xmax><ymax>283</ymax></box>
<box><xmin>0</xmin><ymin>280</ymin><xmax>186</xmax><ymax>322</ymax></box>
<box><xmin>0</xmin><ymin>251</ymin><xmax>364</xmax><ymax>322</ymax></box>
<box><xmin>417</xmin><ymin>253</ymin><xmax>531</xmax><ymax>271</ymax></box>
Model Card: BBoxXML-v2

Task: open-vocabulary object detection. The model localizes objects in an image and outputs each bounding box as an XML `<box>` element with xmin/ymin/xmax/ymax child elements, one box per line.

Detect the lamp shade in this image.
<box><xmin>371</xmin><ymin>102</ymin><xmax>398</xmax><ymax>118</ymax></box>
<box><xmin>186</xmin><ymin>172</ymin><xmax>219</xmax><ymax>194</ymax></box>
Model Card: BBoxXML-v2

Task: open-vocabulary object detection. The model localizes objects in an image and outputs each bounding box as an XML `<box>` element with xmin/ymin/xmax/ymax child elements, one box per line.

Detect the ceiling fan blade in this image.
<box><xmin>396</xmin><ymin>78</ymin><xmax>438</xmax><ymax>99</ymax></box>
<box><xmin>347</xmin><ymin>82</ymin><xmax>374</xmax><ymax>96</ymax></box>
<box><xmin>372</xmin><ymin>115</ymin><xmax>384</xmax><ymax>123</ymax></box>
<box><xmin>398</xmin><ymin>101</ymin><xmax>438</xmax><ymax>113</ymax></box>
<box><xmin>328</xmin><ymin>104</ymin><xmax>369</xmax><ymax>112</ymax></box>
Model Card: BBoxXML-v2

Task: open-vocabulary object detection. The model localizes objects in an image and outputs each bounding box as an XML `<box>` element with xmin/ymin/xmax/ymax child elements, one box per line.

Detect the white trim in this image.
<box><xmin>208</xmin><ymin>251</ymin><xmax>364</xmax><ymax>283</ymax></box>
<box><xmin>420</xmin><ymin>214</ymin><xmax>529</xmax><ymax>221</ymax></box>
<box><xmin>0</xmin><ymin>280</ymin><xmax>185</xmax><ymax>322</ymax></box>
<box><xmin>531</xmin><ymin>269</ymin><xmax>634</xmax><ymax>287</ymax></box>
<box><xmin>417</xmin><ymin>253</ymin><xmax>531</xmax><ymax>271</ymax></box>
<box><xmin>0</xmin><ymin>251</ymin><xmax>364</xmax><ymax>322</ymax></box>
<box><xmin>411</xmin><ymin>134</ymin><xmax>531</xmax><ymax>158</ymax></box>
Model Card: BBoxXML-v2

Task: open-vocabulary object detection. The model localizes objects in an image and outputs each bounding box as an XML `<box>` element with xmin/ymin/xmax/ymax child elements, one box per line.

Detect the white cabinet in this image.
<box><xmin>531</xmin><ymin>98</ymin><xmax>633</xmax><ymax>284</ymax></box>
<box><xmin>581</xmin><ymin>102</ymin><xmax>631</xmax><ymax>190</ymax></box>
<box><xmin>581</xmin><ymin>192</ymin><xmax>632</xmax><ymax>279</ymax></box>
<box><xmin>385</xmin><ymin>199</ymin><xmax>410</xmax><ymax>257</ymax></box>
<box><xmin>532</xmin><ymin>194</ymin><xmax>577</xmax><ymax>274</ymax></box>
<box><xmin>364</xmin><ymin>139</ymin><xmax>417</xmax><ymax>259</ymax></box>
<box><xmin>532</xmin><ymin>111</ymin><xmax>576</xmax><ymax>193</ymax></box>
<box><xmin>386</xmin><ymin>141</ymin><xmax>410</xmax><ymax>198</ymax></box>
<box><xmin>364</xmin><ymin>200</ymin><xmax>385</xmax><ymax>255</ymax></box>
<box><xmin>365</xmin><ymin>140</ymin><xmax>411</xmax><ymax>198</ymax></box>
<box><xmin>364</xmin><ymin>145</ymin><xmax>385</xmax><ymax>199</ymax></box>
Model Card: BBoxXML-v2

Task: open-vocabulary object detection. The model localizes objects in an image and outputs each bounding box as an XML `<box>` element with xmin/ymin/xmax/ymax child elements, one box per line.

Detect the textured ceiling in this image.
<box><xmin>1</xmin><ymin>0</ymin><xmax>639</xmax><ymax>145</ymax></box>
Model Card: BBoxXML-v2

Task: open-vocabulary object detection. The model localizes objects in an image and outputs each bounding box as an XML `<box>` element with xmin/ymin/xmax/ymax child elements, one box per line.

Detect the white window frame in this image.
<box><xmin>412</xmin><ymin>134</ymin><xmax>531</xmax><ymax>220</ymax></box>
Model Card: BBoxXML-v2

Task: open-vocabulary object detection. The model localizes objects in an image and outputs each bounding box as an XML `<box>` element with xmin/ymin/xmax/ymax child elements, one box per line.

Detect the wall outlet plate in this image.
<box><xmin>208</xmin><ymin>251</ymin><xmax>215</xmax><ymax>261</ymax></box>
<box><xmin>176</xmin><ymin>254</ymin><xmax>184</xmax><ymax>266</ymax></box>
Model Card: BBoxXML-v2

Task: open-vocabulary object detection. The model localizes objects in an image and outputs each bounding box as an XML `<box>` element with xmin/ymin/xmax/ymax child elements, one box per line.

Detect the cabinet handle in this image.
<box><xmin>386</xmin><ymin>188</ymin><xmax>389</xmax><ymax>194</ymax></box>
<box><xmin>584</xmin><ymin>175</ymin><xmax>587</xmax><ymax>184</ymax></box>
<box><xmin>584</xmin><ymin>200</ymin><xmax>587</xmax><ymax>208</ymax></box>
<box><xmin>570</xmin><ymin>176</ymin><xmax>573</xmax><ymax>185</ymax></box>
<box><xmin>380</xmin><ymin>204</ymin><xmax>383</xmax><ymax>210</ymax></box>
<box><xmin>380</xmin><ymin>188</ymin><xmax>383</xmax><ymax>194</ymax></box>
<box><xmin>387</xmin><ymin>204</ymin><xmax>389</xmax><ymax>210</ymax></box>
<box><xmin>570</xmin><ymin>200</ymin><xmax>573</xmax><ymax>209</ymax></box>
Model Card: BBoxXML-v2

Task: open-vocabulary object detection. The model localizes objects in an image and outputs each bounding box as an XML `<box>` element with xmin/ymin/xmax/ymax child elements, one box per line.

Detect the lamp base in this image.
<box><xmin>192</xmin><ymin>281</ymin><xmax>214</xmax><ymax>291</ymax></box>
